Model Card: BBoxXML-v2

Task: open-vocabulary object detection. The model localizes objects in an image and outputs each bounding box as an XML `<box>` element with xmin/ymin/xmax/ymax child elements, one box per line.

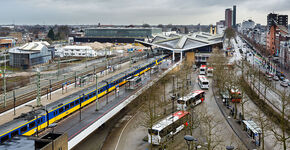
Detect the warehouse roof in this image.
<box><xmin>19</xmin><ymin>41</ymin><xmax>50</xmax><ymax>51</ymax></box>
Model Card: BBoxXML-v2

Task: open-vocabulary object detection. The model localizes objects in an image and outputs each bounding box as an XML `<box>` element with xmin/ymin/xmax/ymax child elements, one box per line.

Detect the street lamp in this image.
<box><xmin>47</xmin><ymin>123</ymin><xmax>57</xmax><ymax>133</ymax></box>
<box><xmin>184</xmin><ymin>135</ymin><xmax>197</xmax><ymax>150</ymax></box>
<box><xmin>226</xmin><ymin>145</ymin><xmax>235</xmax><ymax>150</ymax></box>
<box><xmin>170</xmin><ymin>95</ymin><xmax>176</xmax><ymax>140</ymax></box>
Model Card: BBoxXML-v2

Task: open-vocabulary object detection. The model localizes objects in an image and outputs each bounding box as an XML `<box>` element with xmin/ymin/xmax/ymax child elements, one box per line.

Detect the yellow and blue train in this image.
<box><xmin>0</xmin><ymin>55</ymin><xmax>166</xmax><ymax>143</ymax></box>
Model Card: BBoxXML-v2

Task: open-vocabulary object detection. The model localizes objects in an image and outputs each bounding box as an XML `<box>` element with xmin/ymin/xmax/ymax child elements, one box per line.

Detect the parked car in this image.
<box><xmin>280</xmin><ymin>80</ymin><xmax>288</xmax><ymax>87</ymax></box>
<box><xmin>276</xmin><ymin>72</ymin><xmax>285</xmax><ymax>81</ymax></box>
<box><xmin>265</xmin><ymin>74</ymin><xmax>272</xmax><ymax>81</ymax></box>
<box><xmin>273</xmin><ymin>76</ymin><xmax>279</xmax><ymax>81</ymax></box>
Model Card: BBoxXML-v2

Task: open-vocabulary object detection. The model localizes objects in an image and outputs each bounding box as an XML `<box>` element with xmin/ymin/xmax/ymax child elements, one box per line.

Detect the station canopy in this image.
<box><xmin>135</xmin><ymin>32</ymin><xmax>223</xmax><ymax>52</ymax></box>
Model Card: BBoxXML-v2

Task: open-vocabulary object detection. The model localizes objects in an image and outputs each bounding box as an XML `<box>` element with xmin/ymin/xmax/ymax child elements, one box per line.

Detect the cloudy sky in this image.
<box><xmin>1</xmin><ymin>0</ymin><xmax>289</xmax><ymax>25</ymax></box>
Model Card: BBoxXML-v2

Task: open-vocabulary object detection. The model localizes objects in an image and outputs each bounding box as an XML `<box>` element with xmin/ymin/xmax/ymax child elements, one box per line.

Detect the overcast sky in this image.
<box><xmin>1</xmin><ymin>0</ymin><xmax>289</xmax><ymax>25</ymax></box>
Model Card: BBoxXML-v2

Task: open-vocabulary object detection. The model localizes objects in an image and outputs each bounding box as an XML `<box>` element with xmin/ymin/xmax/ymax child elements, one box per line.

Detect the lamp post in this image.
<box><xmin>226</xmin><ymin>145</ymin><xmax>234</xmax><ymax>150</ymax></box>
<box><xmin>48</xmin><ymin>123</ymin><xmax>57</xmax><ymax>133</ymax></box>
<box><xmin>3</xmin><ymin>50</ymin><xmax>7</xmax><ymax>107</ymax></box>
<box><xmin>170</xmin><ymin>95</ymin><xmax>176</xmax><ymax>141</ymax></box>
<box><xmin>184</xmin><ymin>135</ymin><xmax>197</xmax><ymax>150</ymax></box>
<box><xmin>47</xmin><ymin>123</ymin><xmax>57</xmax><ymax>150</ymax></box>
<box><xmin>36</xmin><ymin>68</ymin><xmax>41</xmax><ymax>107</ymax></box>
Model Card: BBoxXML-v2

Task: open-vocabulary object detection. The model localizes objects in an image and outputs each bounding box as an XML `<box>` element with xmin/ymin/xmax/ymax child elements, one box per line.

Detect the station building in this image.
<box><xmin>136</xmin><ymin>32</ymin><xmax>223</xmax><ymax>66</ymax></box>
<box><xmin>74</xmin><ymin>27</ymin><xmax>162</xmax><ymax>43</ymax></box>
<box><xmin>8</xmin><ymin>41</ymin><xmax>53</xmax><ymax>69</ymax></box>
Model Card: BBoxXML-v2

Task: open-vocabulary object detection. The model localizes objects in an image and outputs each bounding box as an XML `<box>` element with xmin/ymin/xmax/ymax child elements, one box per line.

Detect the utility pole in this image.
<box><xmin>49</xmin><ymin>79</ymin><xmax>52</xmax><ymax>100</ymax></box>
<box><xmin>74</xmin><ymin>72</ymin><xmax>77</xmax><ymax>88</ymax></box>
<box><xmin>85</xmin><ymin>49</ymin><xmax>88</xmax><ymax>68</ymax></box>
<box><xmin>95</xmin><ymin>74</ymin><xmax>99</xmax><ymax>111</ymax></box>
<box><xmin>36</xmin><ymin>69</ymin><xmax>41</xmax><ymax>107</ymax></box>
<box><xmin>3</xmin><ymin>51</ymin><xmax>7</xmax><ymax>107</ymax></box>
<box><xmin>13</xmin><ymin>90</ymin><xmax>16</xmax><ymax>115</ymax></box>
<box><xmin>57</xmin><ymin>57</ymin><xmax>60</xmax><ymax>79</ymax></box>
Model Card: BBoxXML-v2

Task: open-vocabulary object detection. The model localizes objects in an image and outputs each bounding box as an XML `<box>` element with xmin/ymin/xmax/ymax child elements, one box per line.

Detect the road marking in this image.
<box><xmin>114</xmin><ymin>105</ymin><xmax>143</xmax><ymax>150</ymax></box>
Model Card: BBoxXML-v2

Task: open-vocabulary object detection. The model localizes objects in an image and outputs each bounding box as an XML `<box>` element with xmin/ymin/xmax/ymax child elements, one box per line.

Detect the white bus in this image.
<box><xmin>148</xmin><ymin>111</ymin><xmax>189</xmax><ymax>145</ymax></box>
<box><xmin>199</xmin><ymin>65</ymin><xmax>207</xmax><ymax>75</ymax></box>
<box><xmin>177</xmin><ymin>90</ymin><xmax>205</xmax><ymax>110</ymax></box>
<box><xmin>198</xmin><ymin>75</ymin><xmax>209</xmax><ymax>89</ymax></box>
<box><xmin>207</xmin><ymin>67</ymin><xmax>213</xmax><ymax>77</ymax></box>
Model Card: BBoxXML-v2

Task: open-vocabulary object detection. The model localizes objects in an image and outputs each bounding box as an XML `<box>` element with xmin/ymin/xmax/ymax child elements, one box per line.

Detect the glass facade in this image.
<box><xmin>84</xmin><ymin>28</ymin><xmax>162</xmax><ymax>38</ymax></box>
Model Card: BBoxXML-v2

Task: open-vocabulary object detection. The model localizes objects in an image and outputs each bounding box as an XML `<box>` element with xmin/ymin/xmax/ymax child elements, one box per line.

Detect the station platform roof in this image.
<box><xmin>135</xmin><ymin>32</ymin><xmax>223</xmax><ymax>53</ymax></box>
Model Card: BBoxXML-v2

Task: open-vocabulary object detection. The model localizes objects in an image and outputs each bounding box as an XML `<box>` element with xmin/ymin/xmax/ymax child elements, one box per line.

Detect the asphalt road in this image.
<box><xmin>101</xmin><ymin>67</ymin><xmax>245</xmax><ymax>150</ymax></box>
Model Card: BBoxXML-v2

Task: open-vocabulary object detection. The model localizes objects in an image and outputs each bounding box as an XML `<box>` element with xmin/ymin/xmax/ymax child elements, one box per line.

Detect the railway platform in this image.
<box><xmin>0</xmin><ymin>60</ymin><xmax>146</xmax><ymax>126</ymax></box>
<box><xmin>47</xmin><ymin>60</ymin><xmax>179</xmax><ymax>149</ymax></box>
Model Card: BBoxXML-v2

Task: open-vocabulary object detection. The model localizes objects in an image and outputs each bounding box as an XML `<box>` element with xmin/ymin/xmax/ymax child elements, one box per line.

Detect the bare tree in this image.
<box><xmin>249</xmin><ymin>108</ymin><xmax>272</xmax><ymax>150</ymax></box>
<box><xmin>271</xmin><ymin>90</ymin><xmax>290</xmax><ymax>150</ymax></box>
<box><xmin>198</xmin><ymin>106</ymin><xmax>224</xmax><ymax>150</ymax></box>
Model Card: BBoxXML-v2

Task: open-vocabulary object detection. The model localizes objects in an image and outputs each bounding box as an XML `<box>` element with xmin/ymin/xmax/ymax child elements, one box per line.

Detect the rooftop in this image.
<box><xmin>63</xmin><ymin>45</ymin><xmax>92</xmax><ymax>50</ymax></box>
<box><xmin>19</xmin><ymin>41</ymin><xmax>50</xmax><ymax>51</ymax></box>
<box><xmin>136</xmin><ymin>32</ymin><xmax>223</xmax><ymax>52</ymax></box>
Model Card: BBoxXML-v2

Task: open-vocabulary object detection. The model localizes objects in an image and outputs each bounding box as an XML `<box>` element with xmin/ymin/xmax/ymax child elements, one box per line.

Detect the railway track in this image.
<box><xmin>0</xmin><ymin>54</ymin><xmax>140</xmax><ymax>114</ymax></box>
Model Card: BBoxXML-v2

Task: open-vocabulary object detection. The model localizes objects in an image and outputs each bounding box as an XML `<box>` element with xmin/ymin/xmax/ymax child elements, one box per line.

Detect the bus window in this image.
<box><xmin>177</xmin><ymin>100</ymin><xmax>185</xmax><ymax>105</ymax></box>
<box><xmin>148</xmin><ymin>129</ymin><xmax>158</xmax><ymax>135</ymax></box>
<box><xmin>186</xmin><ymin>101</ymin><xmax>190</xmax><ymax>106</ymax></box>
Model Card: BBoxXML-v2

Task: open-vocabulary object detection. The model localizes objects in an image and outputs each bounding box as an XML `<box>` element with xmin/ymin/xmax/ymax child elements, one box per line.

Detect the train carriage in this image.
<box><xmin>0</xmin><ymin>55</ymin><xmax>167</xmax><ymax>143</ymax></box>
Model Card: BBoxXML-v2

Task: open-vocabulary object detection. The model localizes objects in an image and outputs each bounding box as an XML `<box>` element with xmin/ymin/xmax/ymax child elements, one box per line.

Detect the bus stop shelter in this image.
<box><xmin>242</xmin><ymin>120</ymin><xmax>262</xmax><ymax>146</ymax></box>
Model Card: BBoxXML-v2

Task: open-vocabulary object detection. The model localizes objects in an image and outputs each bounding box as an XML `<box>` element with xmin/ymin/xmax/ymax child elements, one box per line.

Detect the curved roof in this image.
<box><xmin>19</xmin><ymin>41</ymin><xmax>50</xmax><ymax>51</ymax></box>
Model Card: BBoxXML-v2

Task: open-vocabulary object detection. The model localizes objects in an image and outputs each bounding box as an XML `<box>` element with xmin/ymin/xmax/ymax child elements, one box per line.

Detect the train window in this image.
<box><xmin>59</xmin><ymin>107</ymin><xmax>64</xmax><ymax>113</ymax></box>
<box><xmin>80</xmin><ymin>97</ymin><xmax>84</xmax><ymax>102</ymax></box>
<box><xmin>29</xmin><ymin>121</ymin><xmax>36</xmax><ymax>129</ymax></box>
<box><xmin>89</xmin><ymin>94</ymin><xmax>92</xmax><ymax>98</ymax></box>
<box><xmin>85</xmin><ymin>95</ymin><xmax>88</xmax><ymax>100</ymax></box>
<box><xmin>37</xmin><ymin>118</ymin><xmax>40</xmax><ymax>125</ymax></box>
<box><xmin>41</xmin><ymin>117</ymin><xmax>44</xmax><ymax>123</ymax></box>
<box><xmin>20</xmin><ymin>126</ymin><xmax>28</xmax><ymax>133</ymax></box>
<box><xmin>70</xmin><ymin>102</ymin><xmax>74</xmax><ymax>108</ymax></box>
<box><xmin>11</xmin><ymin>130</ymin><xmax>18</xmax><ymax>137</ymax></box>
<box><xmin>92</xmin><ymin>92</ymin><xmax>96</xmax><ymax>96</ymax></box>
<box><xmin>75</xmin><ymin>100</ymin><xmax>79</xmax><ymax>105</ymax></box>
<box><xmin>53</xmin><ymin>111</ymin><xmax>56</xmax><ymax>116</ymax></box>
<box><xmin>1</xmin><ymin>134</ymin><xmax>9</xmax><ymax>143</ymax></box>
<box><xmin>65</xmin><ymin>105</ymin><xmax>69</xmax><ymax>111</ymax></box>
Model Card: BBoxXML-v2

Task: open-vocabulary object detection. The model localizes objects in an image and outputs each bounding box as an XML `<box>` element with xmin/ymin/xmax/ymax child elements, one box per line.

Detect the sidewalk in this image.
<box><xmin>212</xmin><ymin>85</ymin><xmax>258</xmax><ymax>150</ymax></box>
<box><xmin>239</xmin><ymin>35</ymin><xmax>290</xmax><ymax>80</ymax></box>
<box><xmin>0</xmin><ymin>60</ymin><xmax>145</xmax><ymax>126</ymax></box>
